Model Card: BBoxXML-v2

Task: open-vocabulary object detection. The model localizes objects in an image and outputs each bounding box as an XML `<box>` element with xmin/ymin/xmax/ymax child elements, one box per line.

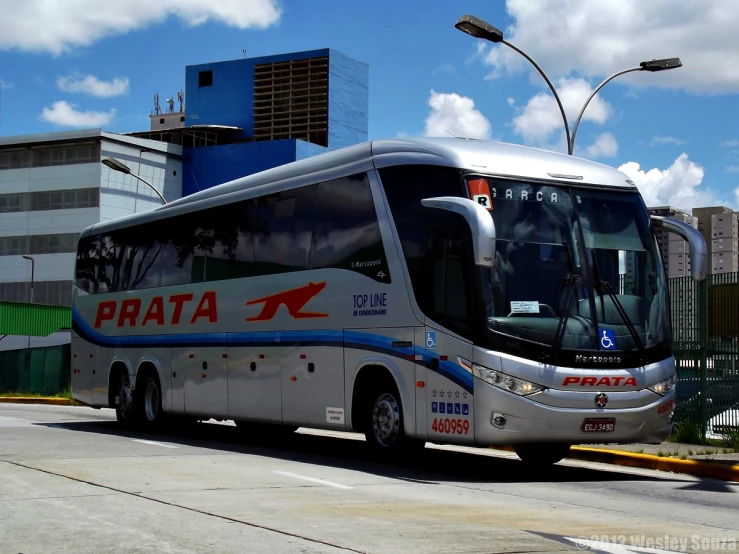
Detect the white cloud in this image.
<box><xmin>651</xmin><ymin>135</ymin><xmax>687</xmax><ymax>146</ymax></box>
<box><xmin>40</xmin><ymin>101</ymin><xmax>116</xmax><ymax>128</ymax></box>
<box><xmin>726</xmin><ymin>166</ymin><xmax>739</xmax><ymax>174</ymax></box>
<box><xmin>511</xmin><ymin>77</ymin><xmax>611</xmax><ymax>146</ymax></box>
<box><xmin>424</xmin><ymin>90</ymin><xmax>491</xmax><ymax>140</ymax></box>
<box><xmin>0</xmin><ymin>79</ymin><xmax>12</xmax><ymax>89</ymax></box>
<box><xmin>506</xmin><ymin>97</ymin><xmax>516</xmax><ymax>106</ymax></box>
<box><xmin>721</xmin><ymin>140</ymin><xmax>739</xmax><ymax>147</ymax></box>
<box><xmin>586</xmin><ymin>133</ymin><xmax>618</xmax><ymax>158</ymax></box>
<box><xmin>0</xmin><ymin>0</ymin><xmax>281</xmax><ymax>55</ymax></box>
<box><xmin>618</xmin><ymin>154</ymin><xmax>731</xmax><ymax>211</ymax></box>
<box><xmin>57</xmin><ymin>73</ymin><xmax>129</xmax><ymax>97</ymax></box>
<box><xmin>476</xmin><ymin>0</ymin><xmax>739</xmax><ymax>94</ymax></box>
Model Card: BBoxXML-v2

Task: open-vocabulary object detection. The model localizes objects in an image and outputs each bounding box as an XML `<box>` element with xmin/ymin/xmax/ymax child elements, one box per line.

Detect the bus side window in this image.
<box><xmin>253</xmin><ymin>185</ymin><xmax>316</xmax><ymax>275</ymax></box>
<box><xmin>311</xmin><ymin>173</ymin><xmax>390</xmax><ymax>283</ymax></box>
<box><xmin>75</xmin><ymin>235</ymin><xmax>100</xmax><ymax>294</ymax></box>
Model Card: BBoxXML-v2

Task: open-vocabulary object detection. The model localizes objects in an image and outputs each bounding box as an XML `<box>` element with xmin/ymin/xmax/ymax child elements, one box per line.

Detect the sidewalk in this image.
<box><xmin>580</xmin><ymin>441</ymin><xmax>739</xmax><ymax>463</ymax></box>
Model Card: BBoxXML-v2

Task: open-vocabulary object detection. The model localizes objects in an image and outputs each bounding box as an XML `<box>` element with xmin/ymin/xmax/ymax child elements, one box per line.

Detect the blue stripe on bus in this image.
<box><xmin>72</xmin><ymin>309</ymin><xmax>474</xmax><ymax>393</ymax></box>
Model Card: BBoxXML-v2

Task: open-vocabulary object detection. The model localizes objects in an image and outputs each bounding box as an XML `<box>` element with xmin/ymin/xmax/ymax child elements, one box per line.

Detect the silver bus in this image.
<box><xmin>71</xmin><ymin>137</ymin><xmax>706</xmax><ymax>465</ymax></box>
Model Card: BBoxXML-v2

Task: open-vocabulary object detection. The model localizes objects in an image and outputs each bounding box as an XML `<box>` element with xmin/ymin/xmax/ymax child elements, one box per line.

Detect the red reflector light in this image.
<box><xmin>416</xmin><ymin>381</ymin><xmax>425</xmax><ymax>388</ymax></box>
<box><xmin>259</xmin><ymin>354</ymin><xmax>265</xmax><ymax>359</ymax></box>
<box><xmin>440</xmin><ymin>355</ymin><xmax>448</xmax><ymax>361</ymax></box>
<box><xmin>290</xmin><ymin>376</ymin><xmax>297</xmax><ymax>381</ymax></box>
<box><xmin>300</xmin><ymin>354</ymin><xmax>306</xmax><ymax>359</ymax></box>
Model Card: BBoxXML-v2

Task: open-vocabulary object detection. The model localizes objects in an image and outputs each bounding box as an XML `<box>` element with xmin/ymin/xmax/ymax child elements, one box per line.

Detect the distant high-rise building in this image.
<box><xmin>692</xmin><ymin>206</ymin><xmax>739</xmax><ymax>275</ymax></box>
<box><xmin>646</xmin><ymin>206</ymin><xmax>698</xmax><ymax>278</ymax></box>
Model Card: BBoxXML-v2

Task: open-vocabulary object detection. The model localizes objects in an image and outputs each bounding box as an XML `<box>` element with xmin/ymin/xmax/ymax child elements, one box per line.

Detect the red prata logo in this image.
<box><xmin>93</xmin><ymin>291</ymin><xmax>217</xmax><ymax>329</ymax></box>
<box><xmin>245</xmin><ymin>282</ymin><xmax>328</xmax><ymax>322</ymax></box>
<box><xmin>562</xmin><ymin>375</ymin><xmax>637</xmax><ymax>387</ymax></box>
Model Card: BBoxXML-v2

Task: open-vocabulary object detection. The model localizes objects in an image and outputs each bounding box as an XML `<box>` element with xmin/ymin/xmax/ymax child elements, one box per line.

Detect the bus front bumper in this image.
<box><xmin>473</xmin><ymin>381</ymin><xmax>676</xmax><ymax>446</ymax></box>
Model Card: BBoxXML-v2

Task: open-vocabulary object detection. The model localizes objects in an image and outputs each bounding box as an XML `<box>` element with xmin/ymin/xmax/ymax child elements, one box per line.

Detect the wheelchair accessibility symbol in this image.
<box><xmin>426</xmin><ymin>331</ymin><xmax>437</xmax><ymax>350</ymax></box>
<box><xmin>600</xmin><ymin>329</ymin><xmax>616</xmax><ymax>350</ymax></box>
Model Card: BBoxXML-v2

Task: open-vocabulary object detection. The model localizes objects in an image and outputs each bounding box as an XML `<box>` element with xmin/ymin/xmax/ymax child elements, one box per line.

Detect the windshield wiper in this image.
<box><xmin>545</xmin><ymin>242</ymin><xmax>579</xmax><ymax>360</ymax></box>
<box><xmin>590</xmin><ymin>250</ymin><xmax>646</xmax><ymax>359</ymax></box>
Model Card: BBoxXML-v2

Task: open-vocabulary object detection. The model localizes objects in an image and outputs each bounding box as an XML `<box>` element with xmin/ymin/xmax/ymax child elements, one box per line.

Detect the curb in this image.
<box><xmin>0</xmin><ymin>397</ymin><xmax>80</xmax><ymax>406</ymax></box>
<box><xmin>490</xmin><ymin>445</ymin><xmax>739</xmax><ymax>483</ymax></box>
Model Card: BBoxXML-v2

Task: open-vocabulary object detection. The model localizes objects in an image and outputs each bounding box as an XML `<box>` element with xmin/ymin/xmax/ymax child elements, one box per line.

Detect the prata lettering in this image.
<box><xmin>93</xmin><ymin>291</ymin><xmax>218</xmax><ymax>328</ymax></box>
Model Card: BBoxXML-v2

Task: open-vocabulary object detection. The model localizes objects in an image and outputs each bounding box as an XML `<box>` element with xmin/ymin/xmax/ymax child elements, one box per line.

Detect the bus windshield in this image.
<box><xmin>472</xmin><ymin>177</ymin><xmax>670</xmax><ymax>354</ymax></box>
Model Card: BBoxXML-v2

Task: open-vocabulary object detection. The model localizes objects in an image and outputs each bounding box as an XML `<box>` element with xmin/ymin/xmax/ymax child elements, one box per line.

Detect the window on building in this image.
<box><xmin>0</xmin><ymin>150</ymin><xmax>30</xmax><ymax>170</ymax></box>
<box><xmin>199</xmin><ymin>70</ymin><xmax>213</xmax><ymax>87</ymax></box>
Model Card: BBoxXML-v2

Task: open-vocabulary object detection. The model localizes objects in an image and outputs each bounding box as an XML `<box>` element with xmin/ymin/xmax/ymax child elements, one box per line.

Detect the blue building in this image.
<box><xmin>129</xmin><ymin>49</ymin><xmax>369</xmax><ymax>196</ymax></box>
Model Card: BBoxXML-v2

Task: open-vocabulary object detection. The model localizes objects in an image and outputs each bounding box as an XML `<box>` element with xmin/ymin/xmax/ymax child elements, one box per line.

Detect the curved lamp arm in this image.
<box><xmin>503</xmin><ymin>40</ymin><xmax>571</xmax><ymax>153</ymax></box>
<box><xmin>569</xmin><ymin>67</ymin><xmax>641</xmax><ymax>155</ymax></box>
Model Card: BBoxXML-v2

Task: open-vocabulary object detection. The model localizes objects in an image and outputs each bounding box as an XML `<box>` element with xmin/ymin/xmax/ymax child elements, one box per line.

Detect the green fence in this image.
<box><xmin>0</xmin><ymin>344</ymin><xmax>71</xmax><ymax>395</ymax></box>
<box><xmin>669</xmin><ymin>273</ymin><xmax>739</xmax><ymax>441</ymax></box>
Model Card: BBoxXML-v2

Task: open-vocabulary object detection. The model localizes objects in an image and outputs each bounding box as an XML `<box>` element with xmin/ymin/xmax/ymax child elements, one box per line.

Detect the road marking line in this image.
<box><xmin>274</xmin><ymin>470</ymin><xmax>353</xmax><ymax>489</ymax></box>
<box><xmin>131</xmin><ymin>439</ymin><xmax>179</xmax><ymax>449</ymax></box>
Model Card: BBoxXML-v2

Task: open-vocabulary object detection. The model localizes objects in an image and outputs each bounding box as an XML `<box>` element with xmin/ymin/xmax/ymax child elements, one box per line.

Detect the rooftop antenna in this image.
<box><xmin>177</xmin><ymin>90</ymin><xmax>184</xmax><ymax>113</ymax></box>
<box><xmin>242</xmin><ymin>48</ymin><xmax>247</xmax><ymax>58</ymax></box>
<box><xmin>153</xmin><ymin>92</ymin><xmax>161</xmax><ymax>115</ymax></box>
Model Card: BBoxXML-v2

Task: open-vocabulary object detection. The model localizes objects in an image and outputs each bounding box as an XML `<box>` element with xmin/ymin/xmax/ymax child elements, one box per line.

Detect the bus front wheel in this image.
<box><xmin>513</xmin><ymin>443</ymin><xmax>571</xmax><ymax>466</ymax></box>
<box><xmin>364</xmin><ymin>382</ymin><xmax>423</xmax><ymax>451</ymax></box>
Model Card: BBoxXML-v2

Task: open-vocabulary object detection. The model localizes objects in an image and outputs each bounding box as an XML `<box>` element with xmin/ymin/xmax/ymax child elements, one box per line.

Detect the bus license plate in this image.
<box><xmin>582</xmin><ymin>418</ymin><xmax>616</xmax><ymax>432</ymax></box>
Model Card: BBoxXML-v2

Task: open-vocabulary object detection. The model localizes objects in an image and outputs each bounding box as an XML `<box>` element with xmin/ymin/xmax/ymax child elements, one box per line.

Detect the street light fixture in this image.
<box><xmin>455</xmin><ymin>14</ymin><xmax>572</xmax><ymax>152</ymax></box>
<box><xmin>22</xmin><ymin>255</ymin><xmax>34</xmax><ymax>305</ymax></box>
<box><xmin>454</xmin><ymin>14</ymin><xmax>683</xmax><ymax>155</ymax></box>
<box><xmin>101</xmin><ymin>157</ymin><xmax>167</xmax><ymax>204</ymax></box>
<box><xmin>569</xmin><ymin>58</ymin><xmax>682</xmax><ymax>155</ymax></box>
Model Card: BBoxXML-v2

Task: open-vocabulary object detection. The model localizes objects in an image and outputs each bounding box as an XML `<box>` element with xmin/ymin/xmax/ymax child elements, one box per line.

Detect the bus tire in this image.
<box><xmin>364</xmin><ymin>379</ymin><xmax>422</xmax><ymax>451</ymax></box>
<box><xmin>133</xmin><ymin>370</ymin><xmax>164</xmax><ymax>428</ymax></box>
<box><xmin>513</xmin><ymin>443</ymin><xmax>571</xmax><ymax>466</ymax></box>
<box><xmin>111</xmin><ymin>366</ymin><xmax>135</xmax><ymax>426</ymax></box>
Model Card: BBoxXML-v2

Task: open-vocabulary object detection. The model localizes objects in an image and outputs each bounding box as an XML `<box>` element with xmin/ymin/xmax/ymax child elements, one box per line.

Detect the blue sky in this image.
<box><xmin>1</xmin><ymin>0</ymin><xmax>739</xmax><ymax>211</ymax></box>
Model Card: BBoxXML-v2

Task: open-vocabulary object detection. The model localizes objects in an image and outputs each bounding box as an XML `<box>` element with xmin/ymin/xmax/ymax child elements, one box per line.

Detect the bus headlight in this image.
<box><xmin>472</xmin><ymin>364</ymin><xmax>544</xmax><ymax>396</ymax></box>
<box><xmin>647</xmin><ymin>374</ymin><xmax>677</xmax><ymax>396</ymax></box>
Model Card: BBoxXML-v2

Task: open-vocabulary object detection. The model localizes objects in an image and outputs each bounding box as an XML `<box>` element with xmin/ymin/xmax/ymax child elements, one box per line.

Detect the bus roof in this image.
<box><xmin>84</xmin><ymin>137</ymin><xmax>637</xmax><ymax>237</ymax></box>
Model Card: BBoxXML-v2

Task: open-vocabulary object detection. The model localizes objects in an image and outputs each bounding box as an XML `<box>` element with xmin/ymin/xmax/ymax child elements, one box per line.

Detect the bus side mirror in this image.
<box><xmin>421</xmin><ymin>196</ymin><xmax>496</xmax><ymax>267</ymax></box>
<box><xmin>650</xmin><ymin>215</ymin><xmax>707</xmax><ymax>281</ymax></box>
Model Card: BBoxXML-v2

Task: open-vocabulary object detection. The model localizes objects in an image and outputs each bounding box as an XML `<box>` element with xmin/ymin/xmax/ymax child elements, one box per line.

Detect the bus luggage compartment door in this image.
<box><xmin>282</xmin><ymin>336</ymin><xmax>345</xmax><ymax>429</ymax></box>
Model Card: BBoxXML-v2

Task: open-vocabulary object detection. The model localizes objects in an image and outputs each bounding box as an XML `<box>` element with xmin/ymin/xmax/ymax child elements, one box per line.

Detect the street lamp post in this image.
<box><xmin>22</xmin><ymin>255</ymin><xmax>34</xmax><ymax>349</ymax></box>
<box><xmin>454</xmin><ymin>14</ymin><xmax>683</xmax><ymax>155</ymax></box>
<box><xmin>101</xmin><ymin>157</ymin><xmax>167</xmax><ymax>204</ymax></box>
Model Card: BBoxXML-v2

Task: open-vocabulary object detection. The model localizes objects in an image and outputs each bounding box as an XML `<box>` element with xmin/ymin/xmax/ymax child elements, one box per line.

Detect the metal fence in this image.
<box><xmin>669</xmin><ymin>273</ymin><xmax>739</xmax><ymax>441</ymax></box>
<box><xmin>0</xmin><ymin>344</ymin><xmax>71</xmax><ymax>395</ymax></box>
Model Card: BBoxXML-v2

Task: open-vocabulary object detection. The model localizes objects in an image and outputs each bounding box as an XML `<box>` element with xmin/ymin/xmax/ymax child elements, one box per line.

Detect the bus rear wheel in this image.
<box><xmin>113</xmin><ymin>371</ymin><xmax>135</xmax><ymax>424</ymax></box>
<box><xmin>133</xmin><ymin>373</ymin><xmax>164</xmax><ymax>428</ymax></box>
<box><xmin>513</xmin><ymin>443</ymin><xmax>571</xmax><ymax>466</ymax></box>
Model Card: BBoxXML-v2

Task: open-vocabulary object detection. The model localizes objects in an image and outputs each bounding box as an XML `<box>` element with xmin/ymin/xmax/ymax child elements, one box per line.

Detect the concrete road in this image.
<box><xmin>1</xmin><ymin>404</ymin><xmax>737</xmax><ymax>554</ymax></box>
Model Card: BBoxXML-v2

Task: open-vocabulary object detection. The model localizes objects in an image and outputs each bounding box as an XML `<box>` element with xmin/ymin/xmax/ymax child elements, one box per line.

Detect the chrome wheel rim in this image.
<box><xmin>371</xmin><ymin>393</ymin><xmax>400</xmax><ymax>447</ymax></box>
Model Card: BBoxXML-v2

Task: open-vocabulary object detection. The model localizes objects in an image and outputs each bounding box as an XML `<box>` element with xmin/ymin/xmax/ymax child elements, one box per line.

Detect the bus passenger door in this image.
<box><xmin>423</xmin><ymin>225</ymin><xmax>476</xmax><ymax>444</ymax></box>
<box><xmin>182</xmin><ymin>340</ymin><xmax>229</xmax><ymax>419</ymax></box>
<box><xmin>282</xmin><ymin>334</ymin><xmax>345</xmax><ymax>429</ymax></box>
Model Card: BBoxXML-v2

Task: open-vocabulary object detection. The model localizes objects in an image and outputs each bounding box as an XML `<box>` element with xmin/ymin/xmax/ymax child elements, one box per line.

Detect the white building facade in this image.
<box><xmin>0</xmin><ymin>129</ymin><xmax>183</xmax><ymax>351</ymax></box>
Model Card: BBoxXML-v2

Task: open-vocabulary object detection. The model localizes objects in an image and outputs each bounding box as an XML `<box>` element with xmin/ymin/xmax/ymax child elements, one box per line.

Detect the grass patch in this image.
<box><xmin>0</xmin><ymin>385</ymin><xmax>72</xmax><ymax>400</ymax></box>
